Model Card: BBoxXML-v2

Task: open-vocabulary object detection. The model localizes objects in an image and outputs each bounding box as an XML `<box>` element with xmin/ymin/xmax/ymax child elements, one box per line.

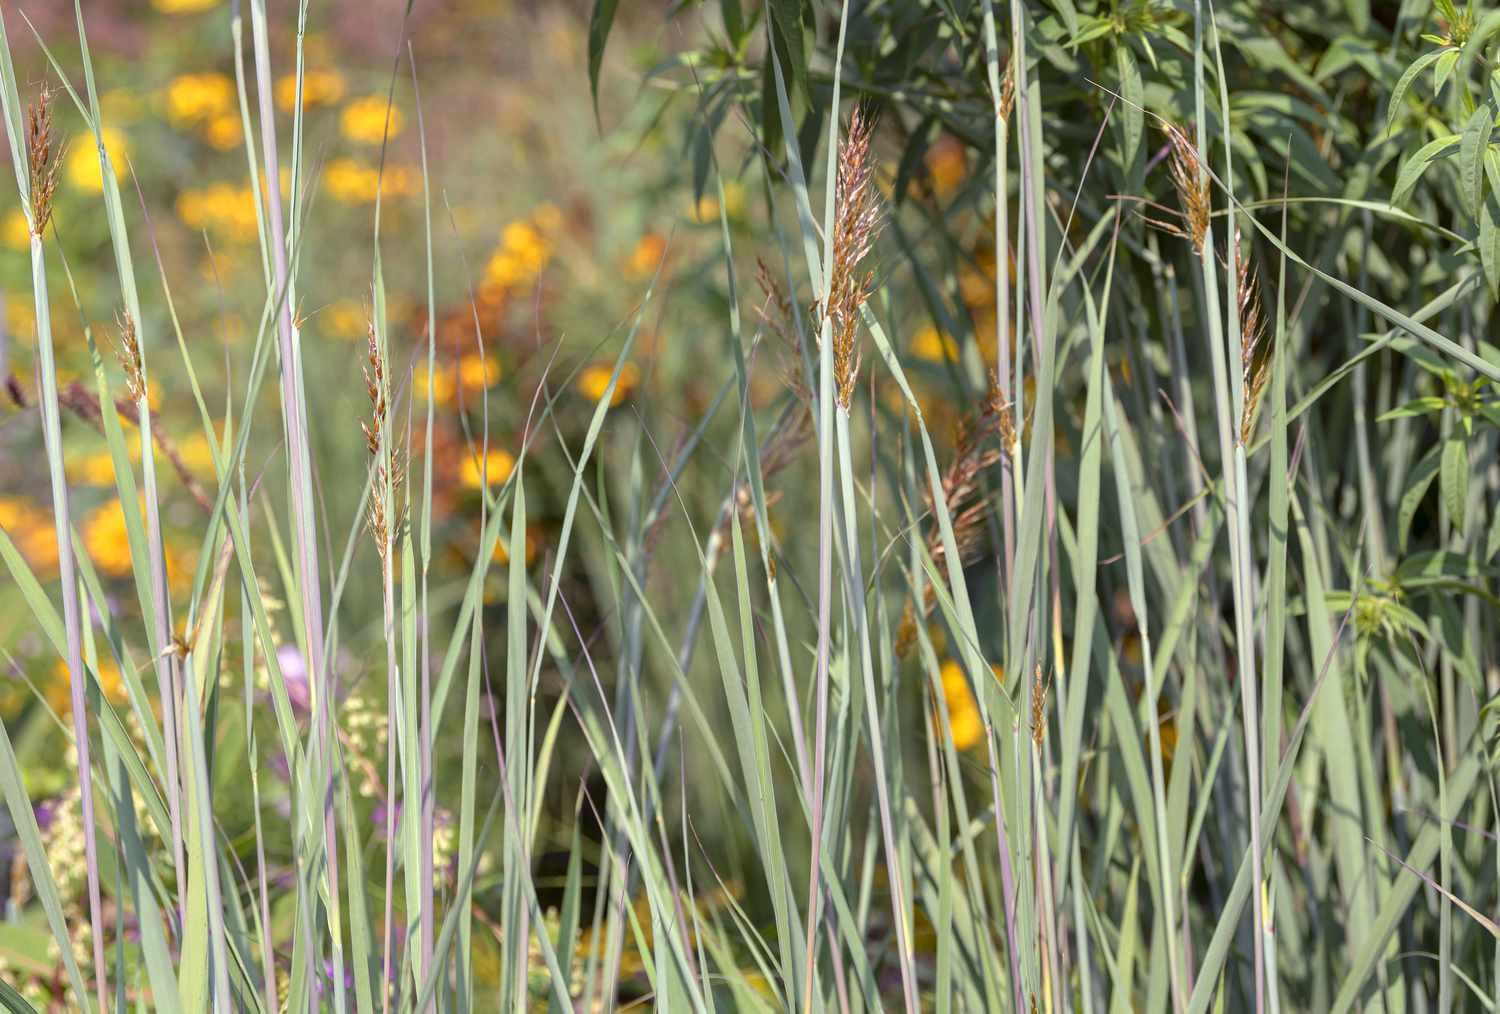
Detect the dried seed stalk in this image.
<box><xmin>825</xmin><ymin>105</ymin><xmax>882</xmax><ymax>411</ymax></box>
<box><xmin>1237</xmin><ymin>234</ymin><xmax>1270</xmax><ymax>445</ymax></box>
<box><xmin>1163</xmin><ymin>123</ymin><xmax>1210</xmax><ymax>254</ymax></box>
<box><xmin>25</xmin><ymin>86</ymin><xmax>63</xmax><ymax>237</ymax></box>
<box><xmin>362</xmin><ymin>318</ymin><xmax>403</xmax><ymax>555</ymax></box>
<box><xmin>896</xmin><ymin>380</ymin><xmax>1006</xmax><ymax>656</ymax></box>
<box><xmin>113</xmin><ymin>311</ymin><xmax>146</xmax><ymax>404</ymax></box>
<box><xmin>997</xmin><ymin>51</ymin><xmax>1016</xmax><ymax>125</ymax></box>
<box><xmin>1030</xmin><ymin>662</ymin><xmax>1048</xmax><ymax>748</ymax></box>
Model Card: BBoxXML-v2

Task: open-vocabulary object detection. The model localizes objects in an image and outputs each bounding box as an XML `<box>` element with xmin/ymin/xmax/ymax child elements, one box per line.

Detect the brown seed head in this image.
<box><xmin>25</xmin><ymin>86</ymin><xmax>63</xmax><ymax>237</ymax></box>
<box><xmin>997</xmin><ymin>52</ymin><xmax>1016</xmax><ymax>125</ymax></box>
<box><xmin>1030</xmin><ymin>662</ymin><xmax>1047</xmax><ymax>748</ymax></box>
<box><xmin>825</xmin><ymin>105</ymin><xmax>882</xmax><ymax>411</ymax></box>
<box><xmin>1163</xmin><ymin>123</ymin><xmax>1210</xmax><ymax>254</ymax></box>
<box><xmin>112</xmin><ymin>311</ymin><xmax>146</xmax><ymax>404</ymax></box>
<box><xmin>360</xmin><ymin>314</ymin><xmax>402</xmax><ymax>555</ymax></box>
<box><xmin>1236</xmin><ymin>232</ymin><xmax>1270</xmax><ymax>445</ymax></box>
<box><xmin>898</xmin><ymin>386</ymin><xmax>1007</xmax><ymax>653</ymax></box>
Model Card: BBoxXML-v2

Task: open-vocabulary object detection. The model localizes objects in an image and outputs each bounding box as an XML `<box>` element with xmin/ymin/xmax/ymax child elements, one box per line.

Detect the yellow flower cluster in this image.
<box><xmin>275</xmin><ymin>69</ymin><xmax>345</xmax><ymax>112</ymax></box>
<box><xmin>323</xmin><ymin>158</ymin><xmax>418</xmax><ymax>204</ymax></box>
<box><xmin>323</xmin><ymin>299</ymin><xmax>367</xmax><ymax>339</ymax></box>
<box><xmin>0</xmin><ymin>497</ymin><xmax>59</xmax><ymax>574</ymax></box>
<box><xmin>459</xmin><ymin>448</ymin><xmax>515</xmax><ymax>490</ymax></box>
<box><xmin>936</xmin><ymin>659</ymin><xmax>1004</xmax><ymax>751</ymax></box>
<box><xmin>688</xmin><ymin>181</ymin><xmax>745</xmax><ymax>223</ymax></box>
<box><xmin>926</xmin><ymin>137</ymin><xmax>967</xmax><ymax>201</ymax></box>
<box><xmin>483</xmin><ymin>213</ymin><xmax>557</xmax><ymax>290</ymax></box>
<box><xmin>166</xmin><ymin>73</ymin><xmax>231</xmax><ymax>126</ymax></box>
<box><xmin>47</xmin><ymin>658</ymin><xmax>126</xmax><ymax>718</ymax></box>
<box><xmin>166</xmin><ymin>73</ymin><xmax>241</xmax><ymax>151</ymax></box>
<box><xmin>910</xmin><ymin>325</ymin><xmax>959</xmax><ymax>364</ymax></box>
<box><xmin>341</xmin><ymin>95</ymin><xmax>404</xmax><ymax>145</ymax></box>
<box><xmin>65</xmin><ymin>126</ymin><xmax>129</xmax><ymax>194</ymax></box>
<box><xmin>81</xmin><ymin>498</ymin><xmax>191</xmax><ymax>591</ymax></box>
<box><xmin>491</xmin><ymin>527</ymin><xmax>537</xmax><ymax>568</ymax></box>
<box><xmin>576</xmin><ymin>360</ymin><xmax>640</xmax><ymax>407</ymax></box>
<box><xmin>151</xmin><ymin>0</ymin><xmax>218</xmax><ymax>12</ymax></box>
<box><xmin>177</xmin><ymin>182</ymin><xmax>260</xmax><ymax>242</ymax></box>
<box><xmin>3</xmin><ymin>208</ymin><xmax>29</xmax><ymax>251</ymax></box>
<box><xmin>82</xmin><ymin>499</ymin><xmax>137</xmax><ymax>577</ymax></box>
<box><xmin>625</xmin><ymin>232</ymin><xmax>666</xmax><ymax>279</ymax></box>
<box><xmin>415</xmin><ymin>353</ymin><xmax>501</xmax><ymax>406</ymax></box>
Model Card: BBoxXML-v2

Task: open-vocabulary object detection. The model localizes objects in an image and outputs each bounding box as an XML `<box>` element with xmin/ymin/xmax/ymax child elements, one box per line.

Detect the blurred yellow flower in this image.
<box><xmin>82</xmin><ymin>499</ymin><xmax>135</xmax><ymax>577</ymax></box>
<box><xmin>414</xmin><ymin>363</ymin><xmax>455</xmax><ymax>405</ymax></box>
<box><xmin>939</xmin><ymin>660</ymin><xmax>984</xmax><ymax>749</ymax></box>
<box><xmin>51</xmin><ymin>658</ymin><xmax>126</xmax><ymax>710</ymax></box>
<box><xmin>323</xmin><ymin>158</ymin><xmax>417</xmax><ymax>204</ymax></box>
<box><xmin>689</xmin><ymin>183</ymin><xmax>746</xmax><ymax>222</ymax></box>
<box><xmin>66</xmin><ymin>450</ymin><xmax>118</xmax><ymax>486</ymax></box>
<box><xmin>341</xmin><ymin>96</ymin><xmax>403</xmax><ymax>144</ymax></box>
<box><xmin>324</xmin><ymin>299</ymin><xmax>367</xmax><ymax>339</ymax></box>
<box><xmin>3</xmin><ymin>208</ymin><xmax>30</xmax><ymax>251</ymax></box>
<box><xmin>177</xmin><ymin>182</ymin><xmax>259</xmax><ymax>242</ymax></box>
<box><xmin>937</xmin><ymin>659</ymin><xmax>1003</xmax><ymax>751</ymax></box>
<box><xmin>690</xmin><ymin>194</ymin><xmax>718</xmax><ymax>223</ymax></box>
<box><xmin>5</xmin><ymin>298</ymin><xmax>33</xmax><ymax>340</ymax></box>
<box><xmin>460</xmin><ymin>448</ymin><xmax>515</xmax><ymax>490</ymax></box>
<box><xmin>166</xmin><ymin>73</ymin><xmax>234</xmax><ymax>127</ymax></box>
<box><xmin>576</xmin><ymin>361</ymin><xmax>639</xmax><ymax>407</ymax></box>
<box><xmin>203</xmin><ymin>114</ymin><xmax>243</xmax><ymax>151</ymax></box>
<box><xmin>152</xmin><ymin>0</ymin><xmax>218</xmax><ymax>12</ymax></box>
<box><xmin>625</xmin><ymin>232</ymin><xmax>666</xmax><ymax>278</ymax></box>
<box><xmin>491</xmin><ymin>527</ymin><xmax>537</xmax><ymax>568</ymax></box>
<box><xmin>457</xmin><ymin>353</ymin><xmax>500</xmax><ymax>392</ymax></box>
<box><xmin>65</xmin><ymin>126</ymin><xmax>129</xmax><ymax>193</ymax></box>
<box><xmin>0</xmin><ymin>497</ymin><xmax>59</xmax><ymax>574</ymax></box>
<box><xmin>910</xmin><ymin>325</ymin><xmax>958</xmax><ymax>364</ymax></box>
<box><xmin>926</xmin><ymin>138</ymin><xmax>967</xmax><ymax>200</ymax></box>
<box><xmin>483</xmin><ymin>220</ymin><xmax>550</xmax><ymax>288</ymax></box>
<box><xmin>275</xmin><ymin>69</ymin><xmax>345</xmax><ymax>112</ymax></box>
<box><xmin>176</xmin><ymin>431</ymin><xmax>219</xmax><ymax>475</ymax></box>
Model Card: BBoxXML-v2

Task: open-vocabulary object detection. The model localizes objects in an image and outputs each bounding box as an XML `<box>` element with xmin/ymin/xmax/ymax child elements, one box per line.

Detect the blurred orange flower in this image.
<box><xmin>341</xmin><ymin>96</ymin><xmax>404</xmax><ymax>144</ymax></box>
<box><xmin>576</xmin><ymin>361</ymin><xmax>639</xmax><ymax>406</ymax></box>
<box><xmin>166</xmin><ymin>73</ymin><xmax>233</xmax><ymax>127</ymax></box>
<box><xmin>276</xmin><ymin>69</ymin><xmax>346</xmax><ymax>112</ymax></box>
<box><xmin>460</xmin><ymin>448</ymin><xmax>515</xmax><ymax>490</ymax></box>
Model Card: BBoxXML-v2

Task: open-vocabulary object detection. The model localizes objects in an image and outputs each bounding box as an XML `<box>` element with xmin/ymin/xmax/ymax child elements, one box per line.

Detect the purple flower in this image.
<box><xmin>372</xmin><ymin>799</ymin><xmax>402</xmax><ymax>839</ymax></box>
<box><xmin>33</xmin><ymin>799</ymin><xmax>57</xmax><ymax>832</ymax></box>
<box><xmin>277</xmin><ymin>644</ymin><xmax>310</xmax><ymax>713</ymax></box>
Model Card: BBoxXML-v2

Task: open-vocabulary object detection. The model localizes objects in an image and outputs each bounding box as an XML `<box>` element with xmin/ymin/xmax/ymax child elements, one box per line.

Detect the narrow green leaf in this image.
<box><xmin>1458</xmin><ymin>101</ymin><xmax>1491</xmax><ymax>217</ymax></box>
<box><xmin>1440</xmin><ymin>429</ymin><xmax>1468</xmax><ymax>532</ymax></box>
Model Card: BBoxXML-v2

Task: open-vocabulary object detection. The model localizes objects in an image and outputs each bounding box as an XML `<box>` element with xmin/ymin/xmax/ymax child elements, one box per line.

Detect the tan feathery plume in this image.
<box><xmin>896</xmin><ymin>379</ymin><xmax>1006</xmax><ymax>656</ymax></box>
<box><xmin>997</xmin><ymin>51</ymin><xmax>1016</xmax><ymax>126</ymax></box>
<box><xmin>362</xmin><ymin>316</ymin><xmax>403</xmax><ymax>555</ymax></box>
<box><xmin>757</xmin><ymin>256</ymin><xmax>813</xmax><ymax>409</ymax></box>
<box><xmin>25</xmin><ymin>86</ymin><xmax>63</xmax><ymax>237</ymax></box>
<box><xmin>1030</xmin><ymin>662</ymin><xmax>1048</xmax><ymax>748</ymax></box>
<box><xmin>1236</xmin><ymin>232</ymin><xmax>1270</xmax><ymax>445</ymax></box>
<box><xmin>1163</xmin><ymin>123</ymin><xmax>1210</xmax><ymax>254</ymax></box>
<box><xmin>113</xmin><ymin>310</ymin><xmax>146</xmax><ymax>404</ymax></box>
<box><xmin>824</xmin><ymin>105</ymin><xmax>882</xmax><ymax>411</ymax></box>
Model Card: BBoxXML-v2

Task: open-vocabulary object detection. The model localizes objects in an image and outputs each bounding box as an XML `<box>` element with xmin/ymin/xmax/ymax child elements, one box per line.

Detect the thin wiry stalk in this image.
<box><xmin>363</xmin><ymin>310</ymin><xmax>403</xmax><ymax>1012</ymax></box>
<box><xmin>247</xmin><ymin>1</ymin><xmax>342</xmax><ymax>1000</ymax></box>
<box><xmin>799</xmin><ymin>4</ymin><xmax>854</xmax><ymax>1007</ymax></box>
<box><xmin>409</xmin><ymin>43</ymin><xmax>438</xmax><ymax>998</ymax></box>
<box><xmin>22</xmin><ymin>85</ymin><xmax>109</xmax><ymax>1014</ymax></box>
<box><xmin>1189</xmin><ymin>3</ymin><xmax>1265</xmax><ymax>1003</ymax></box>
<box><xmin>980</xmin><ymin>8</ymin><xmax>1017</xmax><ymax>598</ymax></box>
